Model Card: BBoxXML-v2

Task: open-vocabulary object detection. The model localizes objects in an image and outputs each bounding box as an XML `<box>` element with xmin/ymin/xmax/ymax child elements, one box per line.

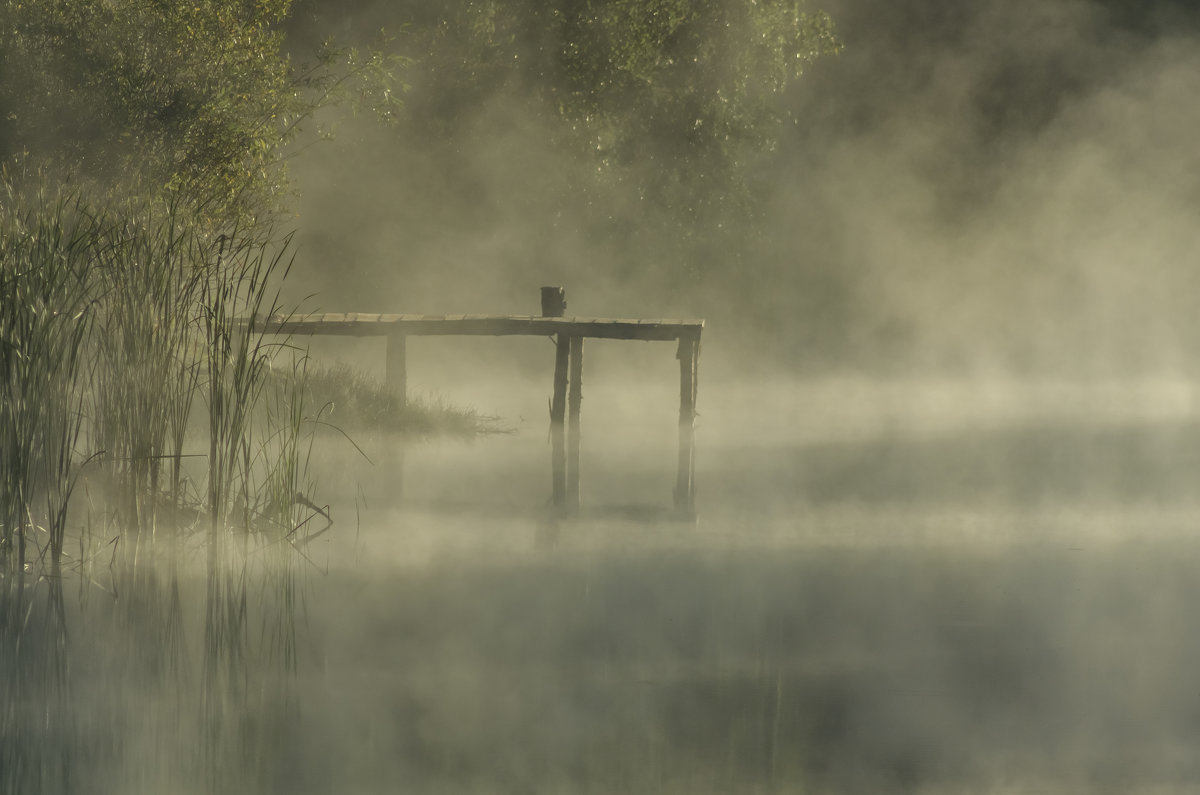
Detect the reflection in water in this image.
<box><xmin>1</xmin><ymin>550</ymin><xmax>302</xmax><ymax>795</ymax></box>
<box><xmin>302</xmin><ymin>533</ymin><xmax>1200</xmax><ymax>793</ymax></box>
<box><xmin>9</xmin><ymin>383</ymin><xmax>1200</xmax><ymax>793</ymax></box>
<box><xmin>2</xmin><ymin>569</ymin><xmax>72</xmax><ymax>794</ymax></box>
<box><xmin>7</xmin><ymin>518</ymin><xmax>1200</xmax><ymax>793</ymax></box>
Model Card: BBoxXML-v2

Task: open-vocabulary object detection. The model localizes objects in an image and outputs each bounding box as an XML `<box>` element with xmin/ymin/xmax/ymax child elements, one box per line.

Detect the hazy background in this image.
<box><xmin>281</xmin><ymin>0</ymin><xmax>1200</xmax><ymax>379</ymax></box>
<box><xmin>11</xmin><ymin>3</ymin><xmax>1200</xmax><ymax>792</ymax></box>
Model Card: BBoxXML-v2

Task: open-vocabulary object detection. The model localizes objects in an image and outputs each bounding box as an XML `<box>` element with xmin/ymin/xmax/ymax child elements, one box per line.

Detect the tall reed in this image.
<box><xmin>194</xmin><ymin>225</ymin><xmax>319</xmax><ymax>794</ymax></box>
<box><xmin>0</xmin><ymin>190</ymin><xmax>100</xmax><ymax>574</ymax></box>
<box><xmin>1</xmin><ymin>180</ymin><xmax>315</xmax><ymax>793</ymax></box>
<box><xmin>88</xmin><ymin>200</ymin><xmax>209</xmax><ymax>563</ymax></box>
<box><xmin>0</xmin><ymin>189</ymin><xmax>99</xmax><ymax>795</ymax></box>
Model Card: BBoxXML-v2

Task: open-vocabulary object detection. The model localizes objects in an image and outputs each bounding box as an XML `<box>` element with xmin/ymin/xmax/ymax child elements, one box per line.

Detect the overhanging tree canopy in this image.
<box><xmin>0</xmin><ymin>0</ymin><xmax>399</xmax><ymax>223</ymax></box>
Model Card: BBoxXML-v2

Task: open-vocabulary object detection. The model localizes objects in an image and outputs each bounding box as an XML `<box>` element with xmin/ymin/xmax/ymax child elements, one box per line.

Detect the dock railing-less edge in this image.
<box><xmin>247</xmin><ymin>288</ymin><xmax>703</xmax><ymax>519</ymax></box>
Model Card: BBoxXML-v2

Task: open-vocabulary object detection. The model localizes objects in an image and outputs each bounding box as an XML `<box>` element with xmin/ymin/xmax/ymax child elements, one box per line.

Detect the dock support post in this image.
<box><xmin>544</xmin><ymin>287</ymin><xmax>569</xmax><ymax>512</ymax></box>
<box><xmin>386</xmin><ymin>333</ymin><xmax>407</xmax><ymax>406</ymax></box>
<box><xmin>551</xmin><ymin>335</ymin><xmax>569</xmax><ymax>510</ymax></box>
<box><xmin>674</xmin><ymin>331</ymin><xmax>700</xmax><ymax>518</ymax></box>
<box><xmin>567</xmin><ymin>336</ymin><xmax>584</xmax><ymax>514</ymax></box>
<box><xmin>385</xmin><ymin>333</ymin><xmax>408</xmax><ymax>500</ymax></box>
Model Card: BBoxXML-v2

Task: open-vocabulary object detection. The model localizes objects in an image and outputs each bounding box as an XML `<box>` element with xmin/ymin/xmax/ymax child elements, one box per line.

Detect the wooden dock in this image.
<box><xmin>257</xmin><ymin>313</ymin><xmax>703</xmax><ymax>341</ymax></box>
<box><xmin>249</xmin><ymin>289</ymin><xmax>703</xmax><ymax>518</ymax></box>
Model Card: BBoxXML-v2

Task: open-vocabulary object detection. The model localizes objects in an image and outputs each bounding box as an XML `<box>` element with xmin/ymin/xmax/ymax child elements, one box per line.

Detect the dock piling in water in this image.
<box><xmin>546</xmin><ymin>287</ymin><xmax>569</xmax><ymax>512</ymax></box>
<box><xmin>567</xmin><ymin>335</ymin><xmax>584</xmax><ymax>515</ymax></box>
<box><xmin>674</xmin><ymin>331</ymin><xmax>700</xmax><ymax>519</ymax></box>
<box><xmin>385</xmin><ymin>333</ymin><xmax>407</xmax><ymax>406</ymax></box>
<box><xmin>247</xmin><ymin>288</ymin><xmax>702</xmax><ymax>517</ymax></box>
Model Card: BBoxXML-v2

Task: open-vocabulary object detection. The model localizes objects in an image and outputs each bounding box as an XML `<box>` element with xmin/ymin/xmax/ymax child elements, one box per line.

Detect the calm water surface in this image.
<box><xmin>9</xmin><ymin>377</ymin><xmax>1200</xmax><ymax>793</ymax></box>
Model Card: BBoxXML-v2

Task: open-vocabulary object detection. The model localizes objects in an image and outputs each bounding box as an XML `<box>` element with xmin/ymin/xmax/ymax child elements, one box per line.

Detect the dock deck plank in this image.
<box><xmin>246</xmin><ymin>313</ymin><xmax>704</xmax><ymax>342</ymax></box>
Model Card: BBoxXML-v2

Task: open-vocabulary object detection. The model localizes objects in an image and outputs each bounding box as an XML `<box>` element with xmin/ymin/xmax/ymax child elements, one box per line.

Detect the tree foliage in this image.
<box><xmin>0</xmin><ymin>0</ymin><xmax>400</xmax><ymax>224</ymax></box>
<box><xmin>394</xmin><ymin>0</ymin><xmax>839</xmax><ymax>221</ymax></box>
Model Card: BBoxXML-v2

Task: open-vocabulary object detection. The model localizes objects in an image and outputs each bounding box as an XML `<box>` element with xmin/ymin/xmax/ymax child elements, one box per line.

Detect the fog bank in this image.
<box><xmin>285</xmin><ymin>0</ymin><xmax>1200</xmax><ymax>377</ymax></box>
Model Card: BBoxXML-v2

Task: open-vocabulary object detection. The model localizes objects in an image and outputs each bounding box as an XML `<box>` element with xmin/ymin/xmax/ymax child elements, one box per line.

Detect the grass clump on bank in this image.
<box><xmin>0</xmin><ymin>185</ymin><xmax>310</xmax><ymax>570</ymax></box>
<box><xmin>290</xmin><ymin>361</ymin><xmax>510</xmax><ymax>440</ymax></box>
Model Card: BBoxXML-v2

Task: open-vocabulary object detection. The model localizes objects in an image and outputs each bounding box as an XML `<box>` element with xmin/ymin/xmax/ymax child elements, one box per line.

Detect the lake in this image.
<box><xmin>8</xmin><ymin>374</ymin><xmax>1200</xmax><ymax>793</ymax></box>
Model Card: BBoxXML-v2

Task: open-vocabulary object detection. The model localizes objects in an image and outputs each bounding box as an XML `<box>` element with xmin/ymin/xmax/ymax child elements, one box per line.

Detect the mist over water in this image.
<box><xmin>275</xmin><ymin>0</ymin><xmax>1200</xmax><ymax>779</ymax></box>
<box><xmin>285</xmin><ymin>0</ymin><xmax>1200</xmax><ymax>376</ymax></box>
<box><xmin>282</xmin><ymin>370</ymin><xmax>1200</xmax><ymax>794</ymax></box>
<box><xmin>12</xmin><ymin>0</ymin><xmax>1200</xmax><ymax>792</ymax></box>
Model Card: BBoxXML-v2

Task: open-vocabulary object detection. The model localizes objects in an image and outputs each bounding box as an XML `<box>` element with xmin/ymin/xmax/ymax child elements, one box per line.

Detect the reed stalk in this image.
<box><xmin>2</xmin><ymin>179</ymin><xmax>314</xmax><ymax>792</ymax></box>
<box><xmin>0</xmin><ymin>190</ymin><xmax>100</xmax><ymax>575</ymax></box>
<box><xmin>88</xmin><ymin>200</ymin><xmax>210</xmax><ymax>563</ymax></box>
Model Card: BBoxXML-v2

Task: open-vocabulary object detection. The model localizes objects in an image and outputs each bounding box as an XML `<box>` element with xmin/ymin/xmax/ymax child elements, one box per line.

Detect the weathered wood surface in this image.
<box><xmin>385</xmin><ymin>333</ymin><xmax>407</xmax><ymax>403</ymax></box>
<box><xmin>566</xmin><ymin>336</ymin><xmax>584</xmax><ymax>514</ymax></box>
<box><xmin>550</xmin><ymin>333</ymin><xmax>570</xmax><ymax>510</ymax></box>
<box><xmin>540</xmin><ymin>286</ymin><xmax>567</xmax><ymax>318</ymax></box>
<box><xmin>246</xmin><ymin>313</ymin><xmax>704</xmax><ymax>341</ymax></box>
<box><xmin>244</xmin><ymin>291</ymin><xmax>702</xmax><ymax>518</ymax></box>
<box><xmin>674</xmin><ymin>334</ymin><xmax>699</xmax><ymax>517</ymax></box>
